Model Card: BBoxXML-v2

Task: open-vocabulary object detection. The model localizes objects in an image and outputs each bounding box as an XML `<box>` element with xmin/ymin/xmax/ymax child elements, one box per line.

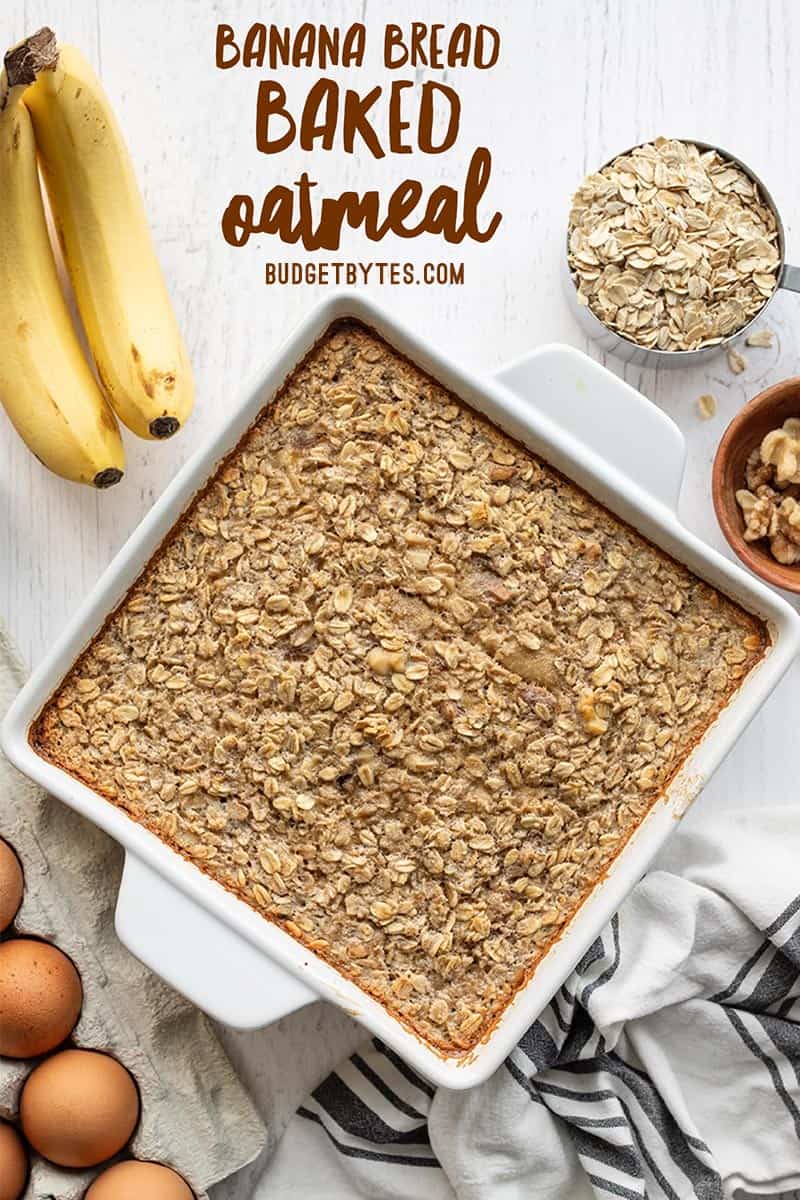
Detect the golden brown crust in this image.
<box><xmin>33</xmin><ymin>321</ymin><xmax>766</xmax><ymax>1054</ymax></box>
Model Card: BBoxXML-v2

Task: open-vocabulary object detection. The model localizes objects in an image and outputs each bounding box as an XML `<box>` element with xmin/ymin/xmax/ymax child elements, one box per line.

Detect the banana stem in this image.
<box><xmin>94</xmin><ymin>468</ymin><xmax>124</xmax><ymax>489</ymax></box>
<box><xmin>2</xmin><ymin>27</ymin><xmax>57</xmax><ymax>107</ymax></box>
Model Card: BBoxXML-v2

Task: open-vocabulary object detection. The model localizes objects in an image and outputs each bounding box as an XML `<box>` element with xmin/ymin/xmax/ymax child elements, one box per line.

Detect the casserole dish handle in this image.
<box><xmin>494</xmin><ymin>346</ymin><xmax>686</xmax><ymax>512</ymax></box>
<box><xmin>116</xmin><ymin>853</ymin><xmax>317</xmax><ymax>1029</ymax></box>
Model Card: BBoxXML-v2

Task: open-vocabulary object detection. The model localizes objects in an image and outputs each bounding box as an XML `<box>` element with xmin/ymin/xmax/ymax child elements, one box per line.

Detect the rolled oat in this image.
<box><xmin>568</xmin><ymin>138</ymin><xmax>779</xmax><ymax>352</ymax></box>
<box><xmin>35</xmin><ymin>323</ymin><xmax>766</xmax><ymax>1053</ymax></box>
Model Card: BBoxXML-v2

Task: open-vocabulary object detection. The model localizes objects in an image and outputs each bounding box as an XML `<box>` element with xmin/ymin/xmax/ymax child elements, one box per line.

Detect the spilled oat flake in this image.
<box><xmin>697</xmin><ymin>394</ymin><xmax>717</xmax><ymax>420</ymax></box>
<box><xmin>745</xmin><ymin>328</ymin><xmax>774</xmax><ymax>348</ymax></box>
<box><xmin>727</xmin><ymin>348</ymin><xmax>747</xmax><ymax>374</ymax></box>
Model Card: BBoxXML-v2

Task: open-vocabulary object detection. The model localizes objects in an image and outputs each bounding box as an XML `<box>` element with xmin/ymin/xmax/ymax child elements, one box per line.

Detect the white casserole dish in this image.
<box><xmin>3</xmin><ymin>291</ymin><xmax>799</xmax><ymax>1090</ymax></box>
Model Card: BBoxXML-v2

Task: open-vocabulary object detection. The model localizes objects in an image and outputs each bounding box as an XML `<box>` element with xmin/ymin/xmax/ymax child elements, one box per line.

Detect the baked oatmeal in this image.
<box><xmin>34</xmin><ymin>322</ymin><xmax>766</xmax><ymax>1053</ymax></box>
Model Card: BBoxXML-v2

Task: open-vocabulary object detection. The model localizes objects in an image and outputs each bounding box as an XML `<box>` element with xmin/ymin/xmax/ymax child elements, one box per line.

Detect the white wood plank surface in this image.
<box><xmin>1</xmin><ymin>2</ymin><xmax>799</xmax><ymax>1196</ymax></box>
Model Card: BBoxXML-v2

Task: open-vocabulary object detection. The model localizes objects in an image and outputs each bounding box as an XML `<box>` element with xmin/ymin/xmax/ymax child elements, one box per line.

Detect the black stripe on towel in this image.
<box><xmin>587</xmin><ymin>1055</ymin><xmax>714</xmax><ymax>1154</ymax></box>
<box><xmin>312</xmin><ymin>1073</ymin><xmax>431</xmax><ymax>1146</ymax></box>
<box><xmin>351</xmin><ymin>1052</ymin><xmax>428</xmax><ymax>1122</ymax></box>
<box><xmin>298</xmin><ymin>1107</ymin><xmax>440</xmax><ymax>1168</ymax></box>
<box><xmin>371</xmin><ymin>1038</ymin><xmax>436</xmax><ymax>1098</ymax></box>
<box><xmin>725</xmin><ymin>1009</ymin><xmax>800</xmax><ymax>1139</ymax></box>
<box><xmin>777</xmin><ymin>992</ymin><xmax>800</xmax><ymax>1020</ymax></box>
<box><xmin>764</xmin><ymin>894</ymin><xmax>800</xmax><ymax>939</ymax></box>
<box><xmin>586</xmin><ymin>1172</ymin><xmax>643</xmax><ymax>1200</ymax></box>
<box><xmin>517</xmin><ymin>1017</ymin><xmax>559</xmax><ymax>1071</ymax></box>
<box><xmin>506</xmin><ymin>1064</ymin><xmax>633</xmax><ymax>1135</ymax></box>
<box><xmin>535</xmin><ymin>1075</ymin><xmax>661</xmax><ymax>1198</ymax></box>
<box><xmin>779</xmin><ymin>926</ymin><xmax>800</xmax><ymax>971</ymax></box>
<box><xmin>740</xmin><ymin>950</ymin><xmax>798</xmax><ymax>1013</ymax></box>
<box><xmin>504</xmin><ymin>1055</ymin><xmax>544</xmax><ymax>1102</ymax></box>
<box><xmin>713</xmin><ymin>896</ymin><xmax>800</xmax><ymax>1004</ymax></box>
<box><xmin>603</xmin><ymin>1091</ymin><xmax>681</xmax><ymax>1200</ymax></box>
<box><xmin>753</xmin><ymin>1012</ymin><xmax>800</xmax><ymax>1090</ymax></box>
<box><xmin>551</xmin><ymin>992</ymin><xmax>573</xmax><ymax>1034</ymax></box>
<box><xmin>570</xmin><ymin>1115</ymin><xmax>629</xmax><ymax>1130</ymax></box>
<box><xmin>535</xmin><ymin>1078</ymin><xmax>618</xmax><ymax>1104</ymax></box>
<box><xmin>510</xmin><ymin>1056</ymin><xmax>693</xmax><ymax>1199</ymax></box>
<box><xmin>571</xmin><ymin>1125</ymin><xmax>644</xmax><ymax>1183</ymax></box>
<box><xmin>581</xmin><ymin>915</ymin><xmax>621</xmax><ymax>1008</ymax></box>
<box><xmin>576</xmin><ymin>932</ymin><xmax>607</xmax><ymax>975</ymax></box>
<box><xmin>710</xmin><ymin>940</ymin><xmax>775</xmax><ymax>1005</ymax></box>
<box><xmin>595</xmin><ymin>1054</ymin><xmax>722</xmax><ymax>1200</ymax></box>
<box><xmin>555</xmin><ymin>1001</ymin><xmax>599</xmax><ymax>1066</ymax></box>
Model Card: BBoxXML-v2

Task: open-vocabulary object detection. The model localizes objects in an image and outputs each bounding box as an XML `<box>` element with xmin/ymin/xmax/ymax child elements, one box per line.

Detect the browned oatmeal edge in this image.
<box><xmin>29</xmin><ymin>317</ymin><xmax>770</xmax><ymax>1057</ymax></box>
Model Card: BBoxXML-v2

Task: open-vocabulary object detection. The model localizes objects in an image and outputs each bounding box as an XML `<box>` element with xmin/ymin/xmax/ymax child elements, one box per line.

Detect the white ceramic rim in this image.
<box><xmin>3</xmin><ymin>291</ymin><xmax>799</xmax><ymax>1089</ymax></box>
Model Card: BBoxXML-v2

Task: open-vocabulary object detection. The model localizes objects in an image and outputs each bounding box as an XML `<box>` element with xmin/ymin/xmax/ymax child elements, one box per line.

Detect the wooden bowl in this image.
<box><xmin>713</xmin><ymin>377</ymin><xmax>800</xmax><ymax>593</ymax></box>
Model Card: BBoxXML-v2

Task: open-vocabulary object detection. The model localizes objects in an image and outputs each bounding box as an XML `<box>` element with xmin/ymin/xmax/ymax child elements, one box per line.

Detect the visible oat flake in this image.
<box><xmin>745</xmin><ymin>329</ymin><xmax>774</xmax><ymax>348</ymax></box>
<box><xmin>697</xmin><ymin>394</ymin><xmax>717</xmax><ymax>420</ymax></box>
<box><xmin>568</xmin><ymin>139</ymin><xmax>779</xmax><ymax>352</ymax></box>
<box><xmin>727</xmin><ymin>348</ymin><xmax>747</xmax><ymax>375</ymax></box>
<box><xmin>34</xmin><ymin>322</ymin><xmax>766</xmax><ymax>1057</ymax></box>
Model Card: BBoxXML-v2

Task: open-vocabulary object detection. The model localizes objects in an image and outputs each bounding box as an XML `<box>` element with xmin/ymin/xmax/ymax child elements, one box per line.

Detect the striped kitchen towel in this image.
<box><xmin>262</xmin><ymin>808</ymin><xmax>800</xmax><ymax>1199</ymax></box>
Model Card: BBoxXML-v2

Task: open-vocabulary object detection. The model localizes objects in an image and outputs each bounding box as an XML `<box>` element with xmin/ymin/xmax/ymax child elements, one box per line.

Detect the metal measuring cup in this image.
<box><xmin>564</xmin><ymin>139</ymin><xmax>800</xmax><ymax>367</ymax></box>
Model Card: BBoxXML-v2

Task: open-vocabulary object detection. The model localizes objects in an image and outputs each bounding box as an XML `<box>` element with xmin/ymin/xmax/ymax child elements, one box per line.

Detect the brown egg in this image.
<box><xmin>0</xmin><ymin>1121</ymin><xmax>28</xmax><ymax>1200</ymax></box>
<box><xmin>20</xmin><ymin>1049</ymin><xmax>139</xmax><ymax>1168</ymax></box>
<box><xmin>86</xmin><ymin>1160</ymin><xmax>195</xmax><ymax>1200</ymax></box>
<box><xmin>0</xmin><ymin>939</ymin><xmax>83</xmax><ymax>1058</ymax></box>
<box><xmin>0</xmin><ymin>839</ymin><xmax>23</xmax><ymax>932</ymax></box>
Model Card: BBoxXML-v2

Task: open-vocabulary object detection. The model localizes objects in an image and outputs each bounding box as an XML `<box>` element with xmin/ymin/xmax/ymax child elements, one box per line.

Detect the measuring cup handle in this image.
<box><xmin>780</xmin><ymin>263</ymin><xmax>800</xmax><ymax>293</ymax></box>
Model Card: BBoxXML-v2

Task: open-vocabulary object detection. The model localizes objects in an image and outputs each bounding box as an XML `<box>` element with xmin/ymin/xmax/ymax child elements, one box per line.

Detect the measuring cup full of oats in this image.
<box><xmin>565</xmin><ymin>137</ymin><xmax>800</xmax><ymax>367</ymax></box>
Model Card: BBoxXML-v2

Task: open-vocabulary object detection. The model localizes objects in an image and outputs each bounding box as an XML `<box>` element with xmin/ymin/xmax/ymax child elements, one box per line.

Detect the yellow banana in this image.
<box><xmin>0</xmin><ymin>33</ymin><xmax>124</xmax><ymax>488</ymax></box>
<box><xmin>25</xmin><ymin>36</ymin><xmax>194</xmax><ymax>441</ymax></box>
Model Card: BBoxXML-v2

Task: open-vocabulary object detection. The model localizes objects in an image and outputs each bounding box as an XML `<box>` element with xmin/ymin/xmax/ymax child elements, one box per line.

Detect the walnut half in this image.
<box><xmin>736</xmin><ymin>419</ymin><xmax>800</xmax><ymax>567</ymax></box>
<box><xmin>770</xmin><ymin>533</ymin><xmax>800</xmax><ymax>565</ymax></box>
<box><xmin>761</xmin><ymin>419</ymin><xmax>800</xmax><ymax>486</ymax></box>
<box><xmin>577</xmin><ymin>690</ymin><xmax>608</xmax><ymax>737</ymax></box>
<box><xmin>736</xmin><ymin>489</ymin><xmax>777</xmax><ymax>541</ymax></box>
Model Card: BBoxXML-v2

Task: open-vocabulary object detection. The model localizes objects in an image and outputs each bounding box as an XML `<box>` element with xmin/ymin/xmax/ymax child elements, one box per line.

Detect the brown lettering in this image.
<box><xmin>261</xmin><ymin>185</ymin><xmax>298</xmax><ymax>240</ymax></box>
<box><xmin>459</xmin><ymin>147</ymin><xmax>501</xmax><ymax>241</ymax></box>
<box><xmin>292</xmin><ymin>23</ymin><xmax>315</xmax><ymax>67</ymax></box>
<box><xmin>388</xmin><ymin>81</ymin><xmax>414</xmax><ymax>154</ymax></box>
<box><xmin>218</xmin><ymin>24</ymin><xmax>368</xmax><ymax>69</ymax></box>
<box><xmin>255</xmin><ymin>81</ymin><xmax>296</xmax><ymax>154</ymax></box>
<box><xmin>384</xmin><ymin>25</ymin><xmax>406</xmax><ymax>68</ymax></box>
<box><xmin>221</xmin><ymin>147</ymin><xmax>501</xmax><ymax>250</ymax></box>
<box><xmin>409</xmin><ymin>23</ymin><xmax>429</xmax><ymax>65</ymax></box>
<box><xmin>428</xmin><ymin>24</ymin><xmax>445</xmax><ymax>68</ymax></box>
<box><xmin>418</xmin><ymin>83</ymin><xmax>460</xmax><ymax>154</ymax></box>
<box><xmin>299</xmin><ymin>79</ymin><xmax>338</xmax><ymax>151</ymax></box>
<box><xmin>386</xmin><ymin>179</ymin><xmax>425</xmax><ymax>230</ymax></box>
<box><xmin>342</xmin><ymin>86</ymin><xmax>383</xmax><ymax>158</ymax></box>
<box><xmin>342</xmin><ymin>24</ymin><xmax>366</xmax><ymax>66</ymax></box>
<box><xmin>448</xmin><ymin>24</ymin><xmax>470</xmax><ymax>68</ymax></box>
<box><xmin>244</xmin><ymin>24</ymin><xmax>268</xmax><ymax>67</ymax></box>
<box><xmin>215</xmin><ymin>25</ymin><xmax>239</xmax><ymax>69</ymax></box>
<box><xmin>221</xmin><ymin>194</ymin><xmax>254</xmax><ymax>246</ymax></box>
<box><xmin>476</xmin><ymin>25</ymin><xmax>500</xmax><ymax>68</ymax></box>
<box><xmin>382</xmin><ymin>22</ymin><xmax>500</xmax><ymax>68</ymax></box>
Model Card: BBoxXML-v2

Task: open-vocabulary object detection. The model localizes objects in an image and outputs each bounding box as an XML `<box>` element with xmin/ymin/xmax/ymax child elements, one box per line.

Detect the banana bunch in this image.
<box><xmin>0</xmin><ymin>28</ymin><xmax>193</xmax><ymax>488</ymax></box>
